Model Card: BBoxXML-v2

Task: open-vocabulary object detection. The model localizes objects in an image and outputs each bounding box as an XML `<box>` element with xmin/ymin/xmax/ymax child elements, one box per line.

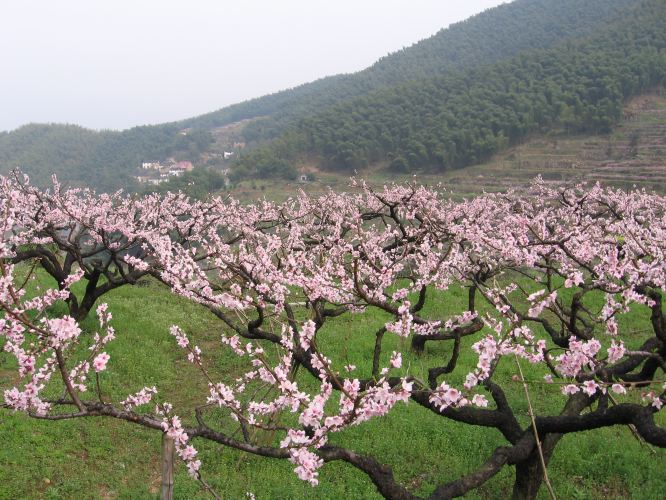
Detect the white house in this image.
<box><xmin>142</xmin><ymin>162</ymin><xmax>163</xmax><ymax>170</ymax></box>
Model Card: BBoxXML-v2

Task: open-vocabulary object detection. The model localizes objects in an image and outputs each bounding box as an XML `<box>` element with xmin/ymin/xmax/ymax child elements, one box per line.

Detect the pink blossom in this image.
<box><xmin>389</xmin><ymin>351</ymin><xmax>402</xmax><ymax>369</ymax></box>
<box><xmin>607</xmin><ymin>341</ymin><xmax>625</xmax><ymax>364</ymax></box>
<box><xmin>611</xmin><ymin>384</ymin><xmax>626</xmax><ymax>395</ymax></box>
<box><xmin>180</xmin><ymin>445</ymin><xmax>198</xmax><ymax>461</ymax></box>
<box><xmin>464</xmin><ymin>373</ymin><xmax>479</xmax><ymax>389</ymax></box>
<box><xmin>643</xmin><ymin>392</ymin><xmax>664</xmax><ymax>410</ymax></box>
<box><xmin>430</xmin><ymin>382</ymin><xmax>463</xmax><ymax>410</ymax></box>
<box><xmin>289</xmin><ymin>448</ymin><xmax>324</xmax><ymax>486</ymax></box>
<box><xmin>561</xmin><ymin>384</ymin><xmax>580</xmax><ymax>395</ymax></box>
<box><xmin>122</xmin><ymin>386</ymin><xmax>158</xmax><ymax>409</ymax></box>
<box><xmin>186</xmin><ymin>459</ymin><xmax>202</xmax><ymax>478</ymax></box>
<box><xmin>45</xmin><ymin>316</ymin><xmax>81</xmax><ymax>347</ymax></box>
<box><xmin>471</xmin><ymin>394</ymin><xmax>489</xmax><ymax>407</ymax></box>
<box><xmin>299</xmin><ymin>320</ymin><xmax>317</xmax><ymax>351</ymax></box>
<box><xmin>581</xmin><ymin>380</ymin><xmax>598</xmax><ymax>396</ymax></box>
<box><xmin>92</xmin><ymin>352</ymin><xmax>110</xmax><ymax>373</ymax></box>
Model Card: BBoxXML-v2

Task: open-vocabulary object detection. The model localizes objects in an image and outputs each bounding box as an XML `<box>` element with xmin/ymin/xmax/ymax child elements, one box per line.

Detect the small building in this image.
<box><xmin>175</xmin><ymin>161</ymin><xmax>194</xmax><ymax>171</ymax></box>
<box><xmin>142</xmin><ymin>162</ymin><xmax>163</xmax><ymax>170</ymax></box>
<box><xmin>223</xmin><ymin>151</ymin><xmax>235</xmax><ymax>160</ymax></box>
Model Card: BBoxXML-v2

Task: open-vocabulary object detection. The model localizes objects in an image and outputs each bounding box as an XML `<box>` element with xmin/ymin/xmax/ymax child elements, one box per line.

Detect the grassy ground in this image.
<box><xmin>1</xmin><ymin>271</ymin><xmax>665</xmax><ymax>499</ymax></box>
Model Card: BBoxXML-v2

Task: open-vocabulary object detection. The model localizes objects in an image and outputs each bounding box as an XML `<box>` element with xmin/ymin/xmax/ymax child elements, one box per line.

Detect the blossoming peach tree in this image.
<box><xmin>0</xmin><ymin>174</ymin><xmax>664</xmax><ymax>499</ymax></box>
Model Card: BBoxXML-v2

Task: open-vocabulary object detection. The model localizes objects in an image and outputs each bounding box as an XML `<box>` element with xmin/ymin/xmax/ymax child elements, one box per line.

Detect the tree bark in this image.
<box><xmin>511</xmin><ymin>448</ymin><xmax>545</xmax><ymax>500</ymax></box>
<box><xmin>512</xmin><ymin>393</ymin><xmax>591</xmax><ymax>499</ymax></box>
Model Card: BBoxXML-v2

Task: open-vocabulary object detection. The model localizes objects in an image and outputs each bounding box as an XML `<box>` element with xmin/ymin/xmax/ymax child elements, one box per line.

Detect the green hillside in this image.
<box><xmin>0</xmin><ymin>123</ymin><xmax>212</xmax><ymax>192</ymax></box>
<box><xmin>0</xmin><ymin>0</ymin><xmax>659</xmax><ymax>190</ymax></box>
<box><xmin>236</xmin><ymin>0</ymin><xmax>666</xmax><ymax>178</ymax></box>
<box><xmin>183</xmin><ymin>0</ymin><xmax>640</xmax><ymax>139</ymax></box>
<box><xmin>216</xmin><ymin>89</ymin><xmax>666</xmax><ymax>204</ymax></box>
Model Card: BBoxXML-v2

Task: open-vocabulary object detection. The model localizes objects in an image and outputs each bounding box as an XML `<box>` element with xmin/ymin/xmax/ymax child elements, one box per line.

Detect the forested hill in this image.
<box><xmin>357</xmin><ymin>0</ymin><xmax>641</xmax><ymax>85</ymax></box>
<box><xmin>236</xmin><ymin>0</ymin><xmax>666</xmax><ymax>178</ymax></box>
<box><xmin>0</xmin><ymin>0</ymin><xmax>657</xmax><ymax>190</ymax></box>
<box><xmin>180</xmin><ymin>0</ymin><xmax>639</xmax><ymax>138</ymax></box>
<box><xmin>0</xmin><ymin>123</ymin><xmax>212</xmax><ymax>192</ymax></box>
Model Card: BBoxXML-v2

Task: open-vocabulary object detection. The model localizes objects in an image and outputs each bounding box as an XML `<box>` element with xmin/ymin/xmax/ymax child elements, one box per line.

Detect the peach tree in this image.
<box><xmin>1</xmin><ymin>175</ymin><xmax>664</xmax><ymax>499</ymax></box>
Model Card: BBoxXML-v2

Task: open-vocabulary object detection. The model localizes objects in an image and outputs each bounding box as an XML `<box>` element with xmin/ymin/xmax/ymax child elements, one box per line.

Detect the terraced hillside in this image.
<box><xmin>435</xmin><ymin>89</ymin><xmax>666</xmax><ymax>195</ymax></box>
<box><xmin>228</xmin><ymin>89</ymin><xmax>666</xmax><ymax>202</ymax></box>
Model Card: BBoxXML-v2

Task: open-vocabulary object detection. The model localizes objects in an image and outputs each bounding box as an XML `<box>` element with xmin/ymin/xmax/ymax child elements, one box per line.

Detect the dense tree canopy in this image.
<box><xmin>235</xmin><ymin>0</ymin><xmax>666</xmax><ymax>176</ymax></box>
<box><xmin>0</xmin><ymin>124</ymin><xmax>213</xmax><ymax>192</ymax></box>
<box><xmin>185</xmin><ymin>0</ymin><xmax>639</xmax><ymax>137</ymax></box>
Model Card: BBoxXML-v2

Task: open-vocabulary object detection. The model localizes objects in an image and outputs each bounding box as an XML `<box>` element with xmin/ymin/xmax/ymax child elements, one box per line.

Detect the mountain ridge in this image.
<box><xmin>0</xmin><ymin>0</ymin><xmax>657</xmax><ymax>191</ymax></box>
<box><xmin>234</xmin><ymin>0</ymin><xmax>665</xmax><ymax>178</ymax></box>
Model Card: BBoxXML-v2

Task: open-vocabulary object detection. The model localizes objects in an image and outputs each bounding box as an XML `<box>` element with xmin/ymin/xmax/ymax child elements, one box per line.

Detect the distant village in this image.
<box><xmin>134</xmin><ymin>129</ymin><xmax>244</xmax><ymax>186</ymax></box>
<box><xmin>134</xmin><ymin>159</ymin><xmax>196</xmax><ymax>186</ymax></box>
<box><xmin>134</xmin><ymin>157</ymin><xmax>233</xmax><ymax>186</ymax></box>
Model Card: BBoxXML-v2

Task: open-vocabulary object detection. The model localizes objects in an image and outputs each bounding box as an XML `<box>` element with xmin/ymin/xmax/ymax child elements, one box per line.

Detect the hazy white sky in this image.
<box><xmin>1</xmin><ymin>0</ymin><xmax>505</xmax><ymax>132</ymax></box>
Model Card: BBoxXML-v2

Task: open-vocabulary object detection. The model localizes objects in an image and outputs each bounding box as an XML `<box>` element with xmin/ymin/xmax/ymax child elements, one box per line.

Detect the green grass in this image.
<box><xmin>1</xmin><ymin>273</ymin><xmax>665</xmax><ymax>499</ymax></box>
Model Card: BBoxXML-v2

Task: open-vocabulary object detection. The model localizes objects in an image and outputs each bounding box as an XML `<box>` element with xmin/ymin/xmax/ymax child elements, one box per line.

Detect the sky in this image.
<box><xmin>1</xmin><ymin>0</ymin><xmax>505</xmax><ymax>132</ymax></box>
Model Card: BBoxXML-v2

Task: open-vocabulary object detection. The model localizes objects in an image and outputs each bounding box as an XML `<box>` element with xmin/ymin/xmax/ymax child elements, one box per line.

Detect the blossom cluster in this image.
<box><xmin>1</xmin><ymin>175</ymin><xmax>665</xmax><ymax>489</ymax></box>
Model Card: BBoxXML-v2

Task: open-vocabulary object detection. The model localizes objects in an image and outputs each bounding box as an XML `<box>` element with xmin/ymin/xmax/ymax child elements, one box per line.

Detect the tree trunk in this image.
<box><xmin>411</xmin><ymin>335</ymin><xmax>427</xmax><ymax>353</ymax></box>
<box><xmin>511</xmin><ymin>449</ymin><xmax>545</xmax><ymax>500</ymax></box>
<box><xmin>512</xmin><ymin>392</ymin><xmax>591</xmax><ymax>499</ymax></box>
<box><xmin>161</xmin><ymin>434</ymin><xmax>175</xmax><ymax>500</ymax></box>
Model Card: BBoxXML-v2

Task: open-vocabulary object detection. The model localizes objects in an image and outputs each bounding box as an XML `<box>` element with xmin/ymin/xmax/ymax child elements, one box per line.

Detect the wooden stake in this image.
<box><xmin>162</xmin><ymin>434</ymin><xmax>175</xmax><ymax>500</ymax></box>
<box><xmin>515</xmin><ymin>355</ymin><xmax>557</xmax><ymax>500</ymax></box>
